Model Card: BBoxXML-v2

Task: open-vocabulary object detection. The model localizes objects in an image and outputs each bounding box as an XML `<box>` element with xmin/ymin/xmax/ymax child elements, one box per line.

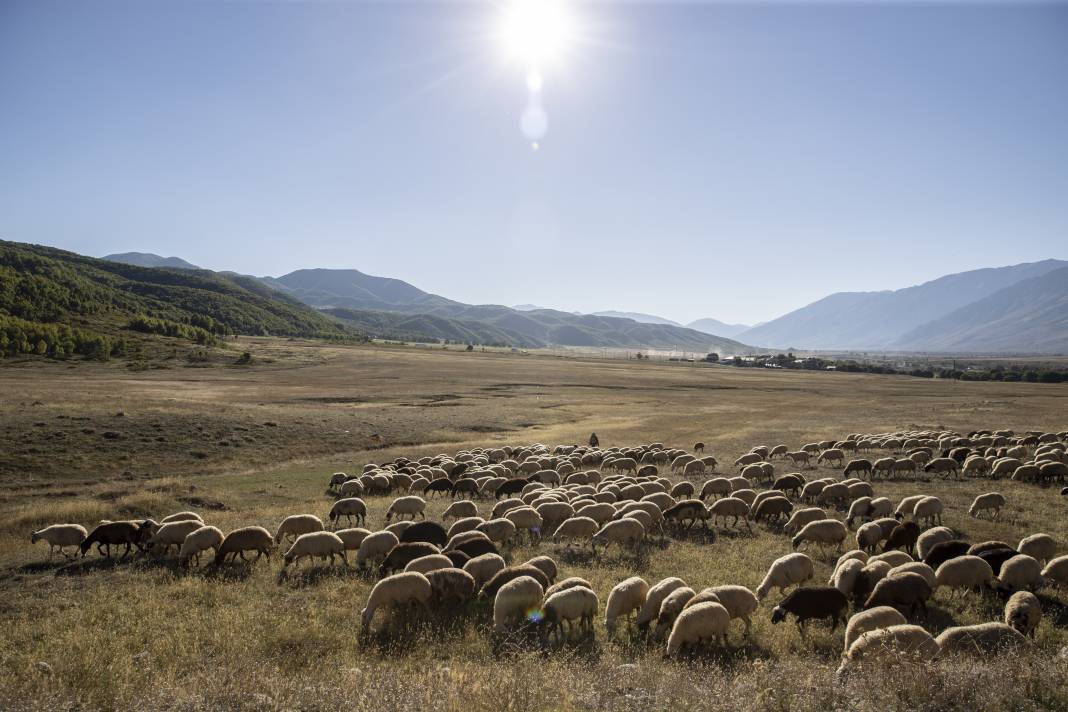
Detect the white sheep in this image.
<box><xmin>694</xmin><ymin>585</ymin><xmax>759</xmax><ymax>638</ymax></box>
<box><xmin>604</xmin><ymin>576</ymin><xmax>650</xmax><ymax>635</ymax></box>
<box><xmin>784</xmin><ymin>507</ymin><xmax>827</xmax><ymax>536</ymax></box>
<box><xmin>591</xmin><ymin>518</ymin><xmax>644</xmax><ymax>552</ymax></box>
<box><xmin>635</xmin><ymin>577</ymin><xmax>688</xmax><ymax>631</ymax></box>
<box><xmin>916</xmin><ymin>527</ymin><xmax>956</xmax><ymax>560</ymax></box>
<box><xmin>831</xmin><ymin>558</ymin><xmax>864</xmax><ymax>597</ymax></box>
<box><xmin>328</xmin><ymin>498</ymin><xmax>367</xmax><ymax>528</ymax></box>
<box><xmin>361</xmin><ymin>571</ymin><xmax>432</xmax><ymax>632</ymax></box>
<box><xmin>386</xmin><ymin>496</ymin><xmax>426</xmax><ymax>522</ymax></box>
<box><xmin>935</xmin><ymin>555</ymin><xmax>996</xmax><ymax>592</ymax></box>
<box><xmin>30</xmin><ymin>524</ymin><xmax>87</xmax><ymax>558</ymax></box>
<box><xmin>426</xmin><ymin>568</ymin><xmax>476</xmax><ymax>606</ymax></box>
<box><xmin>911</xmin><ymin>496</ymin><xmax>943</xmax><ymax>527</ymax></box>
<box><xmin>833</xmin><ymin>549</ymin><xmax>870</xmax><ymax>573</ymax></box>
<box><xmin>404</xmin><ymin>554</ymin><xmax>454</xmax><ymax>575</ymax></box>
<box><xmin>335</xmin><ymin>527</ymin><xmax>372</xmax><ymax>554</ymax></box>
<box><xmin>886</xmin><ymin>562</ymin><xmax>936</xmax><ymax>589</ymax></box>
<box><xmin>477</xmin><ymin>518</ymin><xmax>518</xmax><ymax>545</ymax></box>
<box><xmin>275</xmin><ymin>514</ymin><xmax>324</xmax><ymax>546</ymax></box>
<box><xmin>214</xmin><ymin>526</ymin><xmax>274</xmax><ymax>566</ymax></box>
<box><xmin>1017</xmin><ymin>533</ymin><xmax>1057</xmax><ymax>564</ymax></box>
<box><xmin>756</xmin><ymin>553</ymin><xmax>814</xmax><ymax>600</ymax></box>
<box><xmin>968</xmin><ymin>492</ymin><xmax>1005</xmax><ymax>520</ymax></box>
<box><xmin>935</xmin><ymin>622</ymin><xmax>1027</xmax><ymax>656</ymax></box>
<box><xmin>652</xmin><ymin>587</ymin><xmax>696</xmax><ymax>641</ymax></box>
<box><xmin>177</xmin><ymin>525</ymin><xmax>223</xmax><ymax>568</ymax></box>
<box><xmin>708</xmin><ymin>497</ymin><xmax>751</xmax><ymax>530</ymax></box>
<box><xmin>541</xmin><ymin>586</ymin><xmax>599</xmax><ymax>641</ymax></box>
<box><xmin>855</xmin><ymin>521</ymin><xmax>885</xmax><ymax>554</ymax></box>
<box><xmin>842</xmin><ymin>606</ymin><xmax>908</xmax><ymax>651</ymax></box>
<box><xmin>356</xmin><ymin>530</ymin><xmax>400</xmax><ymax>568</ymax></box>
<box><xmin>1004</xmin><ymin>590</ymin><xmax>1042</xmax><ymax>638</ymax></box>
<box><xmin>791</xmin><ymin>519</ymin><xmax>848</xmax><ymax>553</ymax></box>
<box><xmin>1041</xmin><ymin>555</ymin><xmax>1068</xmax><ymax>586</ymax></box>
<box><xmin>282</xmin><ymin>531</ymin><xmax>345</xmax><ymax>568</ymax></box>
<box><xmin>147</xmin><ymin>520</ymin><xmax>204</xmax><ymax>556</ymax></box>
<box><xmin>665</xmin><ymin>602</ymin><xmax>731</xmax><ymax>657</ymax></box>
<box><xmin>836</xmin><ymin>624</ymin><xmax>939</xmax><ymax>679</ymax></box>
<box><xmin>446</xmin><ymin>517</ymin><xmax>485</xmax><ymax>539</ymax></box>
<box><xmin>493</xmin><ymin>575</ymin><xmax>544</xmax><ymax>633</ymax></box>
<box><xmin>868</xmin><ymin>550</ymin><xmax>913</xmax><ymax>568</ymax></box>
<box><xmin>160</xmin><ymin>511</ymin><xmax>203</xmax><ymax>525</ymax></box>
<box><xmin>442</xmin><ymin>501</ymin><xmax>478</xmax><ymax>521</ymax></box>
<box><xmin>997</xmin><ymin>554</ymin><xmax>1044</xmax><ymax>593</ymax></box>
<box><xmin>463</xmin><ymin>552</ymin><xmax>507</xmax><ymax>590</ymax></box>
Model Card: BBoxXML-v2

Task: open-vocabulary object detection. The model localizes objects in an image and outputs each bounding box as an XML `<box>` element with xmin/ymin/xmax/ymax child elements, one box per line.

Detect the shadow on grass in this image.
<box><xmin>277</xmin><ymin>563</ymin><xmax>358</xmax><ymax>586</ymax></box>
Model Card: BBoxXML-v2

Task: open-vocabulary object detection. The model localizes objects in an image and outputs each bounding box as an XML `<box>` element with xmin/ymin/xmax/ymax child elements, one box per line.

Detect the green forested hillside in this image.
<box><xmin>0</xmin><ymin>240</ymin><xmax>356</xmax><ymax>359</ymax></box>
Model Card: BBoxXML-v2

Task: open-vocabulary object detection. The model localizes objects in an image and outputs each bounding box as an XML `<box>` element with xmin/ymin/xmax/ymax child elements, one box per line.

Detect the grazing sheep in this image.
<box><xmin>834</xmin><ymin>549</ymin><xmax>870</xmax><ymax>572</ymax></box>
<box><xmin>380</xmin><ymin>542</ymin><xmax>440</xmax><ymax>576</ymax></box>
<box><xmin>753</xmin><ymin>496</ymin><xmax>793</xmax><ymax>524</ymax></box>
<box><xmin>917</xmin><ymin>527</ymin><xmax>957</xmax><ymax>561</ymax></box>
<box><xmin>785</xmin><ymin>508</ymin><xmax>828</xmax><ymax>536</ymax></box>
<box><xmin>935</xmin><ymin>556</ymin><xmax>997</xmax><ymax>592</ymax></box>
<box><xmin>869</xmin><ymin>550</ymin><xmax>913</xmax><ymax>568</ymax></box>
<box><xmin>178</xmin><ymin>525</ymin><xmax>224</xmax><ymax>568</ymax></box>
<box><xmin>968</xmin><ymin>493</ymin><xmax>1005</xmax><ymax>520</ymax></box>
<box><xmin>923</xmin><ymin>540</ymin><xmax>971</xmax><ymax>571</ymax></box>
<box><xmin>666</xmin><ymin>602</ymin><xmax>731</xmax><ymax>657</ymax></box>
<box><xmin>836</xmin><ymin>625</ymin><xmax>939</xmax><ymax>679</ymax></box>
<box><xmin>708</xmin><ymin>497</ymin><xmax>751</xmax><ymax>531</ymax></box>
<box><xmin>147</xmin><ymin>520</ymin><xmax>204</xmax><ymax>556</ymax></box>
<box><xmin>818</xmin><ymin>449</ymin><xmax>845</xmax><ymax>467</ymax></box>
<box><xmin>791</xmin><ymin>519</ymin><xmax>848</xmax><ymax>553</ymax></box>
<box><xmin>386</xmin><ymin>496</ymin><xmax>427</xmax><ymax>522</ymax></box>
<box><xmin>852</xmin><ymin>561</ymin><xmax>893</xmax><ymax>604</ymax></box>
<box><xmin>756</xmin><ymin>553</ymin><xmax>815</xmax><ymax>600</ymax></box>
<box><xmin>883</xmin><ymin>521</ymin><xmax>921</xmax><ymax>557</ymax></box>
<box><xmin>1041</xmin><ymin>555</ymin><xmax>1068</xmax><ymax>586</ymax></box>
<box><xmin>855</xmin><ymin>521</ymin><xmax>885</xmax><ymax>554</ymax></box>
<box><xmin>689</xmin><ymin>585</ymin><xmax>759</xmax><ymax>638</ymax></box>
<box><xmin>493</xmin><ymin>575</ymin><xmax>545</xmax><ymax>633</ymax></box>
<box><xmin>361</xmin><ymin>572</ymin><xmax>432</xmax><ymax>632</ymax></box>
<box><xmin>924</xmin><ymin>457</ymin><xmax>960</xmax><ymax>478</ymax></box>
<box><xmin>213</xmin><ymin>526</ymin><xmax>274</xmax><ymax>566</ymax></box>
<box><xmin>80</xmin><ymin>521</ymin><xmax>150</xmax><ymax>559</ymax></box>
<box><xmin>525</xmin><ymin>555</ymin><xmax>558</xmax><ymax>584</ymax></box>
<box><xmin>1017</xmin><ymin>533</ymin><xmax>1057</xmax><ymax>564</ymax></box>
<box><xmin>479</xmin><ymin>564</ymin><xmax>550</xmax><ymax>598</ymax></box>
<box><xmin>463</xmin><ymin>553</ymin><xmax>506</xmax><ymax>590</ymax></box>
<box><xmin>328</xmin><ymin>498</ymin><xmax>367</xmax><ymax>528</ymax></box>
<box><xmin>356</xmin><ymin>530</ymin><xmax>400</xmax><ymax>569</ymax></box>
<box><xmin>831</xmin><ymin>558</ymin><xmax>865</xmax><ymax>597</ymax></box>
<box><xmin>591</xmin><ymin>518</ymin><xmax>645</xmax><ymax>552</ymax></box>
<box><xmin>426</xmin><ymin>568</ymin><xmax>476</xmax><ymax>606</ymax></box>
<box><xmin>553</xmin><ymin>516</ymin><xmax>599</xmax><ymax>547</ymax></box>
<box><xmin>442</xmin><ymin>501</ymin><xmax>478</xmax><ymax>521</ymax></box>
<box><xmin>30</xmin><ymin>524</ymin><xmax>87</xmax><ymax>559</ymax></box>
<box><xmin>864</xmin><ymin>572</ymin><xmax>932</xmax><ymax>619</ymax></box>
<box><xmin>636</xmin><ymin>577</ymin><xmax>688</xmax><ymax>632</ymax></box>
<box><xmin>911</xmin><ymin>496</ymin><xmax>944</xmax><ymax>528</ymax></box>
<box><xmin>843</xmin><ymin>606</ymin><xmax>908</xmax><ymax>651</ymax></box>
<box><xmin>275</xmin><ymin>515</ymin><xmax>324</xmax><ymax>546</ymax></box>
<box><xmin>160</xmin><ymin>511</ymin><xmax>203</xmax><ymax>525</ymax></box>
<box><xmin>404</xmin><ymin>554</ymin><xmax>454</xmax><ymax>575</ymax></box>
<box><xmin>604</xmin><ymin>576</ymin><xmax>650</xmax><ymax>635</ymax></box>
<box><xmin>542</xmin><ymin>586</ymin><xmax>599</xmax><ymax>641</ymax></box>
<box><xmin>997</xmin><ymin>554</ymin><xmax>1044</xmax><ymax>593</ymax></box>
<box><xmin>935</xmin><ymin>622</ymin><xmax>1027</xmax><ymax>656</ymax></box>
<box><xmin>663</xmin><ymin>500</ymin><xmax>711</xmax><ymax>529</ymax></box>
<box><xmin>334</xmin><ymin>527</ymin><xmax>371</xmax><ymax>554</ymax></box>
<box><xmin>699</xmin><ymin>478</ymin><xmax>732</xmax><ymax>501</ymax></box>
<box><xmin>400</xmin><ymin>521</ymin><xmax>448</xmax><ymax>548</ymax></box>
<box><xmin>447</xmin><ymin>517</ymin><xmax>485</xmax><ymax>539</ymax></box>
<box><xmin>1004</xmin><ymin>591</ymin><xmax>1041</xmax><ymax>638</ymax></box>
<box><xmin>886</xmin><ymin>562</ymin><xmax>937</xmax><ymax>589</ymax></box>
<box><xmin>282</xmin><ymin>531</ymin><xmax>346</xmax><ymax>569</ymax></box>
<box><xmin>771</xmin><ymin>586</ymin><xmax>849</xmax><ymax>634</ymax></box>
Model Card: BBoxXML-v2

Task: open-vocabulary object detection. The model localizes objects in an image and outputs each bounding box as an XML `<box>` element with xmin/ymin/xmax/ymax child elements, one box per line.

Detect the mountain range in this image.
<box><xmin>103</xmin><ymin>252</ymin><xmax>200</xmax><ymax>271</ymax></box>
<box><xmin>736</xmin><ymin>259</ymin><xmax>1067</xmax><ymax>353</ymax></box>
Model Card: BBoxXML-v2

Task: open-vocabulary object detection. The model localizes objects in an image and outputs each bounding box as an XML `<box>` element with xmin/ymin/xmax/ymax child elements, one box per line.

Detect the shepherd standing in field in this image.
<box><xmin>589</xmin><ymin>433</ymin><xmax>599</xmax><ymax>447</ymax></box>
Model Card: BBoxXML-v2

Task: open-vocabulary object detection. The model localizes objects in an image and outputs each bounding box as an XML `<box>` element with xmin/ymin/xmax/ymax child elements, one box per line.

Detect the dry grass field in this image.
<box><xmin>1</xmin><ymin>339</ymin><xmax>1066</xmax><ymax>711</ymax></box>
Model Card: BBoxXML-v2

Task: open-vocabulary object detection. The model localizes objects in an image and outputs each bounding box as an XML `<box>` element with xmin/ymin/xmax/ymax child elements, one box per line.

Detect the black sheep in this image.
<box><xmin>449</xmin><ymin>538</ymin><xmax>499</xmax><ymax>560</ymax></box>
<box><xmin>923</xmin><ymin>540</ymin><xmax>970</xmax><ymax>570</ymax></box>
<box><xmin>79</xmin><ymin>520</ymin><xmax>151</xmax><ymax>559</ymax></box>
<box><xmin>771</xmin><ymin>586</ymin><xmax>849</xmax><ymax>634</ymax></box>
<box><xmin>975</xmin><ymin>547</ymin><xmax>1019</xmax><ymax>576</ymax></box>
<box><xmin>450</xmin><ymin>479</ymin><xmax>479</xmax><ymax>499</ymax></box>
<box><xmin>400</xmin><ymin>521</ymin><xmax>448</xmax><ymax>548</ymax></box>
<box><xmin>423</xmin><ymin>479</ymin><xmax>452</xmax><ymax>497</ymax></box>
<box><xmin>378</xmin><ymin>542</ymin><xmax>439</xmax><ymax>577</ymax></box>
<box><xmin>494</xmin><ymin>478</ymin><xmax>530</xmax><ymax>500</ymax></box>
<box><xmin>883</xmin><ymin>521</ymin><xmax>921</xmax><ymax>557</ymax></box>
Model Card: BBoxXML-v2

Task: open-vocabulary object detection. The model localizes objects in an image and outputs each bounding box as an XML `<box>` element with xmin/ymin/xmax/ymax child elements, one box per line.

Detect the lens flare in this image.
<box><xmin>501</xmin><ymin>0</ymin><xmax>572</xmax><ymax>68</ymax></box>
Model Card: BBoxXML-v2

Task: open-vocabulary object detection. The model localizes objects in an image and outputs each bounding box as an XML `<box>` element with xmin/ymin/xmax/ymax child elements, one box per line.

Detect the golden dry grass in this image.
<box><xmin>1</xmin><ymin>340</ymin><xmax>1066</xmax><ymax>711</ymax></box>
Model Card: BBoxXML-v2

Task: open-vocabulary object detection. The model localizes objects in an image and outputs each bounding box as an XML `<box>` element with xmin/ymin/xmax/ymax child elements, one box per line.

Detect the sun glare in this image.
<box><xmin>501</xmin><ymin>0</ymin><xmax>573</xmax><ymax>68</ymax></box>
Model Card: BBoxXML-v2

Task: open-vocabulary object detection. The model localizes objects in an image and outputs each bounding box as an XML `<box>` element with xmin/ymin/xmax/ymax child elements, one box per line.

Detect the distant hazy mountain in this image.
<box><xmin>737</xmin><ymin>259</ymin><xmax>1068</xmax><ymax>350</ymax></box>
<box><xmin>891</xmin><ymin>265</ymin><xmax>1068</xmax><ymax>353</ymax></box>
<box><xmin>513</xmin><ymin>304</ymin><xmax>546</xmax><ymax>312</ymax></box>
<box><xmin>103</xmin><ymin>252</ymin><xmax>200</xmax><ymax>270</ymax></box>
<box><xmin>687</xmin><ymin>318</ymin><xmax>751</xmax><ymax>338</ymax></box>
<box><xmin>591</xmin><ymin>310</ymin><xmax>681</xmax><ymax>326</ymax></box>
<box><xmin>264</xmin><ymin>268</ymin><xmax>752</xmax><ymax>352</ymax></box>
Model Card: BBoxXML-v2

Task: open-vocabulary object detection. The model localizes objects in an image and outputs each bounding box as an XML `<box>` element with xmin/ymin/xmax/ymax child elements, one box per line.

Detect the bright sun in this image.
<box><xmin>501</xmin><ymin>0</ymin><xmax>573</xmax><ymax>68</ymax></box>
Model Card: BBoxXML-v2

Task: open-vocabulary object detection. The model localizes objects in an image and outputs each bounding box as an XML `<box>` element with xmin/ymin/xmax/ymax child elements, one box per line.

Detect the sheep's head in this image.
<box><xmin>30</xmin><ymin>531</ymin><xmax>41</xmax><ymax>544</ymax></box>
<box><xmin>770</xmin><ymin>606</ymin><xmax>787</xmax><ymax>624</ymax></box>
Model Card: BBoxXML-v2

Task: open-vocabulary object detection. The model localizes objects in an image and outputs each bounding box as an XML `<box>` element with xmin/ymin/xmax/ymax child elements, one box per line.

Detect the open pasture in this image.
<box><xmin>1</xmin><ymin>341</ymin><xmax>1066</xmax><ymax>711</ymax></box>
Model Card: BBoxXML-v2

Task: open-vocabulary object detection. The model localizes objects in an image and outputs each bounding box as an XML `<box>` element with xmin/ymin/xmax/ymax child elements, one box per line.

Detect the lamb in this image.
<box><xmin>493</xmin><ymin>575</ymin><xmax>544</xmax><ymax>633</ymax></box>
<box><xmin>934</xmin><ymin>622</ymin><xmax>1027</xmax><ymax>656</ymax></box>
<box><xmin>361</xmin><ymin>571</ymin><xmax>432</xmax><ymax>632</ymax></box>
<box><xmin>591</xmin><ymin>518</ymin><xmax>644</xmax><ymax>552</ymax></box>
<box><xmin>282</xmin><ymin>531</ymin><xmax>346</xmax><ymax>569</ymax></box>
<box><xmin>1017</xmin><ymin>533</ymin><xmax>1057</xmax><ymax>564</ymax></box>
<box><xmin>404</xmin><ymin>553</ymin><xmax>454</xmax><ymax>575</ymax></box>
<box><xmin>177</xmin><ymin>525</ymin><xmax>224</xmax><ymax>568</ymax></box>
<box><xmin>479</xmin><ymin>564</ymin><xmax>550</xmax><ymax>598</ymax></box>
<box><xmin>1041</xmin><ymin>555</ymin><xmax>1068</xmax><ymax>586</ymax></box>
<box><xmin>785</xmin><ymin>508</ymin><xmax>827</xmax><ymax>536</ymax></box>
<box><xmin>708</xmin><ymin>497</ymin><xmax>751</xmax><ymax>531</ymax></box>
<box><xmin>771</xmin><ymin>586</ymin><xmax>849</xmax><ymax>634</ymax></box>
<box><xmin>355</xmin><ymin>530</ymin><xmax>400</xmax><ymax>569</ymax></box>
<box><xmin>462</xmin><ymin>552</ymin><xmax>506</xmax><ymax>590</ymax></box>
<box><xmin>791</xmin><ymin>519</ymin><xmax>847</xmax><ymax>553</ymax></box>
<box><xmin>541</xmin><ymin>586</ymin><xmax>599</xmax><ymax>641</ymax></box>
<box><xmin>274</xmin><ymin>514</ymin><xmax>324</xmax><ymax>546</ymax></box>
<box><xmin>882</xmin><ymin>521</ymin><xmax>921</xmax><ymax>557</ymax></box>
<box><xmin>755</xmin><ymin>553</ymin><xmax>814</xmax><ymax>600</ymax></box>
<box><xmin>147</xmin><ymin>519</ymin><xmax>204</xmax><ymax>556</ymax></box>
<box><xmin>968</xmin><ymin>492</ymin><xmax>1005</xmax><ymax>520</ymax></box>
<box><xmin>213</xmin><ymin>526</ymin><xmax>274</xmax><ymax>566</ymax></box>
<box><xmin>386</xmin><ymin>496</ymin><xmax>427</xmax><ymax>522</ymax></box>
<box><xmin>30</xmin><ymin>524</ymin><xmax>87</xmax><ymax>558</ymax></box>
<box><xmin>425</xmin><ymin>567</ymin><xmax>476</xmax><ymax>606</ymax></box>
<box><xmin>1004</xmin><ymin>590</ymin><xmax>1042</xmax><ymax>638</ymax></box>
<box><xmin>843</xmin><ymin>606</ymin><xmax>908</xmax><ymax>651</ymax></box>
<box><xmin>836</xmin><ymin>624</ymin><xmax>939</xmax><ymax>679</ymax></box>
<box><xmin>604</xmin><ymin>576</ymin><xmax>650</xmax><ymax>635</ymax></box>
<box><xmin>328</xmin><ymin>498</ymin><xmax>367</xmax><ymax>528</ymax></box>
<box><xmin>863</xmin><ymin>572</ymin><xmax>931</xmax><ymax>619</ymax></box>
<box><xmin>442</xmin><ymin>500</ymin><xmax>478</xmax><ymax>521</ymax></box>
<box><xmin>917</xmin><ymin>527</ymin><xmax>957</xmax><ymax>560</ymax></box>
<box><xmin>997</xmin><ymin>554</ymin><xmax>1044</xmax><ymax>593</ymax></box>
<box><xmin>665</xmin><ymin>602</ymin><xmax>731</xmax><ymax>657</ymax></box>
<box><xmin>935</xmin><ymin>555</ymin><xmax>997</xmax><ymax>592</ymax></box>
<box><xmin>80</xmin><ymin>520</ymin><xmax>150</xmax><ymax>558</ymax></box>
<box><xmin>635</xmin><ymin>577</ymin><xmax>688</xmax><ymax>632</ymax></box>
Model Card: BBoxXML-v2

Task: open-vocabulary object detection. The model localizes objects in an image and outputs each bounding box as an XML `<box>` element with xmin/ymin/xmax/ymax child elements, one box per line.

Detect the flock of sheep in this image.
<box><xmin>28</xmin><ymin>427</ymin><xmax>1068</xmax><ymax>674</ymax></box>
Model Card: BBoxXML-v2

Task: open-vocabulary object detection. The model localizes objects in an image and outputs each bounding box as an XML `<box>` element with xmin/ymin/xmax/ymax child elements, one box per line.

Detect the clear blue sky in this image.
<box><xmin>2</xmin><ymin>1</ymin><xmax>1066</xmax><ymax>325</ymax></box>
